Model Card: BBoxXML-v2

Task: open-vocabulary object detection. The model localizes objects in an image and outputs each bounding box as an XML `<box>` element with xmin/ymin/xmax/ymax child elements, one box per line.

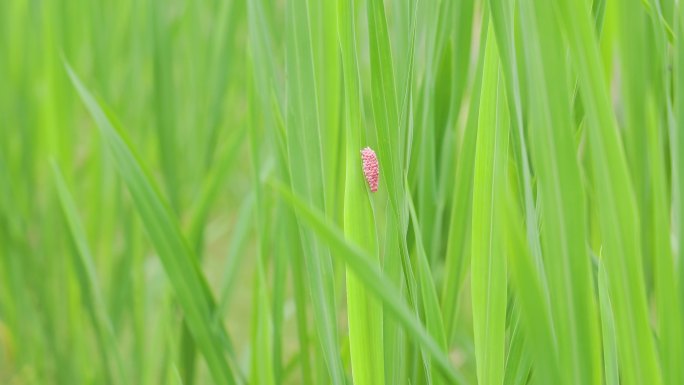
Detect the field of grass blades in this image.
<box><xmin>1</xmin><ymin>0</ymin><xmax>683</xmax><ymax>384</ymax></box>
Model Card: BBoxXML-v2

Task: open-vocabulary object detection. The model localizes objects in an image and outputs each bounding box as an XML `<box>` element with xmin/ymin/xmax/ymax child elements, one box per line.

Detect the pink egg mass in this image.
<box><xmin>361</xmin><ymin>147</ymin><xmax>379</xmax><ymax>193</ymax></box>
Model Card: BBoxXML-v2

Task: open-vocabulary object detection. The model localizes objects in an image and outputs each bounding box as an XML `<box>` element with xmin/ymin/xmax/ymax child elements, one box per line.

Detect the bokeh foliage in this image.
<box><xmin>1</xmin><ymin>0</ymin><xmax>683</xmax><ymax>384</ymax></box>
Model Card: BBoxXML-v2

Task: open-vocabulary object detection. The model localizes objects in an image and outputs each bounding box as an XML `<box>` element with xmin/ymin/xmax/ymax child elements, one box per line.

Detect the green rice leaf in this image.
<box><xmin>52</xmin><ymin>162</ymin><xmax>127</xmax><ymax>385</ymax></box>
<box><xmin>552</xmin><ymin>0</ymin><xmax>663</xmax><ymax>383</ymax></box>
<box><xmin>338</xmin><ymin>0</ymin><xmax>385</xmax><ymax>383</ymax></box>
<box><xmin>470</xmin><ymin>23</ymin><xmax>508</xmax><ymax>385</ymax></box>
<box><xmin>64</xmin><ymin>62</ymin><xmax>238</xmax><ymax>385</ymax></box>
<box><xmin>597</xmin><ymin>258</ymin><xmax>619</xmax><ymax>385</ymax></box>
<box><xmin>517</xmin><ymin>0</ymin><xmax>602</xmax><ymax>382</ymax></box>
<box><xmin>270</xmin><ymin>179</ymin><xmax>464</xmax><ymax>384</ymax></box>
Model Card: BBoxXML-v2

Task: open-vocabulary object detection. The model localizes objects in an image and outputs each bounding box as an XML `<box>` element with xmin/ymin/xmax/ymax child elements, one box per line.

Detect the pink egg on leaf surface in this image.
<box><xmin>360</xmin><ymin>147</ymin><xmax>379</xmax><ymax>192</ymax></box>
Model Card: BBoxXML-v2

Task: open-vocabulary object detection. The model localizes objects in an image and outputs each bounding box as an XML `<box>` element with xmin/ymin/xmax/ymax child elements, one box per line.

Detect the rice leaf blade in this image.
<box><xmin>470</xmin><ymin>23</ymin><xmax>508</xmax><ymax>385</ymax></box>
<box><xmin>64</xmin><ymin>62</ymin><xmax>237</xmax><ymax>385</ymax></box>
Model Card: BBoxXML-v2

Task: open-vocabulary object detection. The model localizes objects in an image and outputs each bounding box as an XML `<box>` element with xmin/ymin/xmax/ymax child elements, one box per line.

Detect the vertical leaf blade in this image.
<box><xmin>470</xmin><ymin>24</ymin><xmax>508</xmax><ymax>385</ymax></box>
<box><xmin>65</xmin><ymin>63</ymin><xmax>237</xmax><ymax>385</ymax></box>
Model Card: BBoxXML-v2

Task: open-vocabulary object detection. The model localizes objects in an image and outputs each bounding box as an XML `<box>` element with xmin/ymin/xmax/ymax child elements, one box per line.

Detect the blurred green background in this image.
<box><xmin>1</xmin><ymin>0</ymin><xmax>258</xmax><ymax>383</ymax></box>
<box><xmin>2</xmin><ymin>0</ymin><xmax>683</xmax><ymax>384</ymax></box>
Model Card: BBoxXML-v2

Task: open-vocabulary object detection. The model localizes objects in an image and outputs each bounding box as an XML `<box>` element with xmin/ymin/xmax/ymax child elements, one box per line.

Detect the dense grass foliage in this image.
<box><xmin>1</xmin><ymin>0</ymin><xmax>683</xmax><ymax>384</ymax></box>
